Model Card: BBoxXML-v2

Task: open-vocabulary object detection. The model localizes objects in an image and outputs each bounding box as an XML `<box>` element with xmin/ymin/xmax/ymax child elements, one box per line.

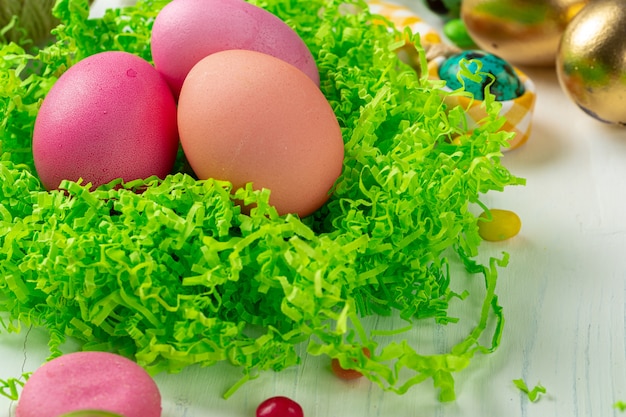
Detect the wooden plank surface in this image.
<box><xmin>2</xmin><ymin>1</ymin><xmax>626</xmax><ymax>416</ymax></box>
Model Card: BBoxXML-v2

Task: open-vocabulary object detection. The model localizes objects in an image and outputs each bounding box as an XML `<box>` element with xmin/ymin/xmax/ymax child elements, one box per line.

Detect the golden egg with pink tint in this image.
<box><xmin>462</xmin><ymin>0</ymin><xmax>588</xmax><ymax>66</ymax></box>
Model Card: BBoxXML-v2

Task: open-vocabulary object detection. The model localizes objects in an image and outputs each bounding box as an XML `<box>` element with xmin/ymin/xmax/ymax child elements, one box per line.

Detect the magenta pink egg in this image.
<box><xmin>150</xmin><ymin>0</ymin><xmax>319</xmax><ymax>97</ymax></box>
<box><xmin>32</xmin><ymin>51</ymin><xmax>179</xmax><ymax>191</ymax></box>
<box><xmin>15</xmin><ymin>351</ymin><xmax>161</xmax><ymax>417</ymax></box>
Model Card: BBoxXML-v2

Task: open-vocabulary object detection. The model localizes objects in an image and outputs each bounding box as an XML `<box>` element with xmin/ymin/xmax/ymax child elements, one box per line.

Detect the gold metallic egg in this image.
<box><xmin>461</xmin><ymin>0</ymin><xmax>588</xmax><ymax>66</ymax></box>
<box><xmin>556</xmin><ymin>0</ymin><xmax>626</xmax><ymax>126</ymax></box>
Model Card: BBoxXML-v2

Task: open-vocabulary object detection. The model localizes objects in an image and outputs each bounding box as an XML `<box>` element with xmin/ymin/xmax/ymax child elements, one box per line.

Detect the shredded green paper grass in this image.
<box><xmin>513</xmin><ymin>379</ymin><xmax>546</xmax><ymax>403</ymax></box>
<box><xmin>0</xmin><ymin>0</ymin><xmax>524</xmax><ymax>402</ymax></box>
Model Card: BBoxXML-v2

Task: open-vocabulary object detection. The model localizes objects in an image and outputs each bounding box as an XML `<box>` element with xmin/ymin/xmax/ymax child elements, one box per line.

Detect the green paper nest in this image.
<box><xmin>0</xmin><ymin>0</ymin><xmax>524</xmax><ymax>402</ymax></box>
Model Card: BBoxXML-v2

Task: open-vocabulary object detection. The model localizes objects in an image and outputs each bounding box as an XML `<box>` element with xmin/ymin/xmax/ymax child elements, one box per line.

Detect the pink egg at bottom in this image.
<box><xmin>57</xmin><ymin>412</ymin><xmax>124</xmax><ymax>417</ymax></box>
<box><xmin>33</xmin><ymin>51</ymin><xmax>179</xmax><ymax>191</ymax></box>
<box><xmin>15</xmin><ymin>351</ymin><xmax>161</xmax><ymax>417</ymax></box>
<box><xmin>177</xmin><ymin>49</ymin><xmax>344</xmax><ymax>218</ymax></box>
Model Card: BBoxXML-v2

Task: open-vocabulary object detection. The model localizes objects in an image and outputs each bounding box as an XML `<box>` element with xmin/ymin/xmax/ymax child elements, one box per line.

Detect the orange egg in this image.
<box><xmin>177</xmin><ymin>49</ymin><xmax>344</xmax><ymax>217</ymax></box>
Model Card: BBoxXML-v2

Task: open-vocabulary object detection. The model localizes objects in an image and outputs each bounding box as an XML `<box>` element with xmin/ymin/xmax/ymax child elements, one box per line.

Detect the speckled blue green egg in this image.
<box><xmin>438</xmin><ymin>50</ymin><xmax>525</xmax><ymax>101</ymax></box>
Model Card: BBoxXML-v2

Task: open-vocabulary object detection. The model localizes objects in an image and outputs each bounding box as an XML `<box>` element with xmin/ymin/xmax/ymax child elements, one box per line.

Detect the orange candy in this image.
<box><xmin>330</xmin><ymin>347</ymin><xmax>371</xmax><ymax>380</ymax></box>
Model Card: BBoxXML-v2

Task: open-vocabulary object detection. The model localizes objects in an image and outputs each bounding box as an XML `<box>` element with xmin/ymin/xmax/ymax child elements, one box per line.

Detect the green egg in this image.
<box><xmin>443</xmin><ymin>19</ymin><xmax>476</xmax><ymax>49</ymax></box>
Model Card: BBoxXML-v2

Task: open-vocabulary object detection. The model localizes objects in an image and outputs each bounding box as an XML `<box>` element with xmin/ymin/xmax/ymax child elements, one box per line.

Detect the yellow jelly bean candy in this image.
<box><xmin>478</xmin><ymin>209</ymin><xmax>521</xmax><ymax>241</ymax></box>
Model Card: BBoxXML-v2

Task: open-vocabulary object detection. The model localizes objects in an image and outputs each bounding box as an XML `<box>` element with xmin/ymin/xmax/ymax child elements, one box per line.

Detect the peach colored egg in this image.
<box><xmin>150</xmin><ymin>0</ymin><xmax>319</xmax><ymax>98</ymax></box>
<box><xmin>15</xmin><ymin>351</ymin><xmax>161</xmax><ymax>417</ymax></box>
<box><xmin>33</xmin><ymin>51</ymin><xmax>179</xmax><ymax>190</ymax></box>
<box><xmin>177</xmin><ymin>49</ymin><xmax>344</xmax><ymax>218</ymax></box>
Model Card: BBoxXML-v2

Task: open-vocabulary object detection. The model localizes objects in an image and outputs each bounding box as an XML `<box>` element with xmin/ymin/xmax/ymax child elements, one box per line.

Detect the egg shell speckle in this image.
<box><xmin>151</xmin><ymin>0</ymin><xmax>319</xmax><ymax>97</ymax></box>
<box><xmin>33</xmin><ymin>51</ymin><xmax>179</xmax><ymax>190</ymax></box>
<box><xmin>177</xmin><ymin>49</ymin><xmax>344</xmax><ymax>218</ymax></box>
<box><xmin>15</xmin><ymin>351</ymin><xmax>161</xmax><ymax>417</ymax></box>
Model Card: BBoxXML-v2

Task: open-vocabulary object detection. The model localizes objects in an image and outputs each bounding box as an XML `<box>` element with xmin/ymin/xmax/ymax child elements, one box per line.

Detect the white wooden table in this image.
<box><xmin>2</xmin><ymin>1</ymin><xmax>626</xmax><ymax>416</ymax></box>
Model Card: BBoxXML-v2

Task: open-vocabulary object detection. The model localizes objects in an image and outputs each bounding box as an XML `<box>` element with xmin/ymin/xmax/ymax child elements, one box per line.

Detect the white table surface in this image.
<box><xmin>2</xmin><ymin>1</ymin><xmax>626</xmax><ymax>416</ymax></box>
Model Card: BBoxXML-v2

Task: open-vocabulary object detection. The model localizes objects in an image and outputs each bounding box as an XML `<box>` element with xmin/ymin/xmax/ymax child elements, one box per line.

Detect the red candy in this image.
<box><xmin>256</xmin><ymin>396</ymin><xmax>304</xmax><ymax>417</ymax></box>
